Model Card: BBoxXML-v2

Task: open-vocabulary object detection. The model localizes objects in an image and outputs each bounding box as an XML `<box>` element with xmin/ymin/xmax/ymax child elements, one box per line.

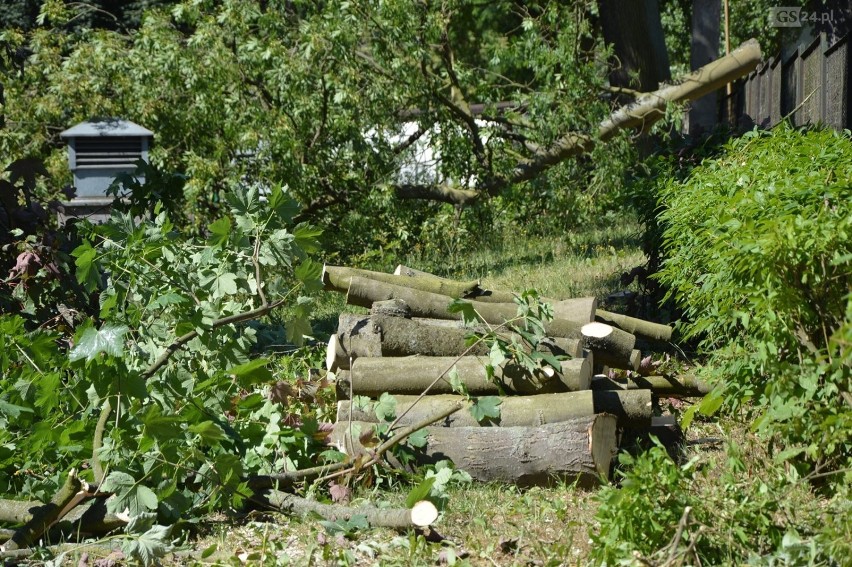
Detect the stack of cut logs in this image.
<box><xmin>321</xmin><ymin>265</ymin><xmax>709</xmax><ymax>487</ymax></box>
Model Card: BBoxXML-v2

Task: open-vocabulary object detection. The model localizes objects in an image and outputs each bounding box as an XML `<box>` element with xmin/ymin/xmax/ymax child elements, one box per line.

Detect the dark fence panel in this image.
<box><xmin>724</xmin><ymin>33</ymin><xmax>850</xmax><ymax>131</ymax></box>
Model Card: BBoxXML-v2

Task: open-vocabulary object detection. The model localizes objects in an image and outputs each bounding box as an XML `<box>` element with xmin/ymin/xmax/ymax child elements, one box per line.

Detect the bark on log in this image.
<box><xmin>337</xmin><ymin>389</ymin><xmax>652</xmax><ymax>428</ymax></box>
<box><xmin>329</xmin><ymin>313</ymin><xmax>581</xmax><ymax>371</ymax></box>
<box><xmin>591</xmin><ymin>374</ymin><xmax>712</xmax><ymax>397</ymax></box>
<box><xmin>339</xmin><ymin>356</ymin><xmax>591</xmax><ymax>398</ymax></box>
<box><xmin>390</xmin><ymin>265</ymin><xmax>596</xmax><ymax>322</ymax></box>
<box><xmin>323</xmin><ymin>264</ymin><xmax>479</xmax><ymax>298</ymax></box>
<box><xmin>254</xmin><ymin>490</ymin><xmax>438</xmax><ymax>529</ymax></box>
<box><xmin>1</xmin><ymin>470</ymin><xmax>82</xmax><ymax>551</ymax></box>
<box><xmin>0</xmin><ymin>496</ymin><xmax>126</xmax><ymax>537</ymax></box>
<box><xmin>595</xmin><ymin>309</ymin><xmax>673</xmax><ymax>342</ymax></box>
<box><xmin>389</xmin><ymin>266</ymin><xmax>669</xmax><ymax>343</ymax></box>
<box><xmin>581</xmin><ymin>322</ymin><xmax>637</xmax><ymax>370</ymax></box>
<box><xmin>346</xmin><ymin>276</ymin><xmax>586</xmax><ymax>338</ymax></box>
<box><xmin>331</xmin><ymin>416</ymin><xmax>618</xmax><ymax>486</ymax></box>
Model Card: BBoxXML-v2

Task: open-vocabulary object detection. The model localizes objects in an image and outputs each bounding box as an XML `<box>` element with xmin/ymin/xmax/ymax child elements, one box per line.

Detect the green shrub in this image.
<box><xmin>591</xmin><ymin>442</ymin><xmax>699</xmax><ymax>564</ymax></box>
<box><xmin>656</xmin><ymin>124</ymin><xmax>852</xmax><ymax>475</ymax></box>
<box><xmin>591</xmin><ymin>438</ymin><xmax>848</xmax><ymax>565</ymax></box>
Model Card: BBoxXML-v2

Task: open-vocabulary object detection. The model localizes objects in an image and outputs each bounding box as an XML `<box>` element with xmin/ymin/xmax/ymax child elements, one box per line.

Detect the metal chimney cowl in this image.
<box><xmin>59</xmin><ymin>118</ymin><xmax>153</xmax><ymax>223</ymax></box>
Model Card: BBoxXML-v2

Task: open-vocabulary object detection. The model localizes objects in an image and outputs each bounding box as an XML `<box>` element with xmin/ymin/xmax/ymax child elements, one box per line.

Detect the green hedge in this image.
<box><xmin>656</xmin><ymin>124</ymin><xmax>851</xmax><ymax>473</ymax></box>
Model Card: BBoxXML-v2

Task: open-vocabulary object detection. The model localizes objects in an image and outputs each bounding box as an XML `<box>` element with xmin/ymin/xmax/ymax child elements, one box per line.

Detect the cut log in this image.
<box><xmin>591</xmin><ymin>374</ymin><xmax>712</xmax><ymax>397</ymax></box>
<box><xmin>581</xmin><ymin>322</ymin><xmax>637</xmax><ymax>370</ymax></box>
<box><xmin>595</xmin><ymin>309</ymin><xmax>673</xmax><ymax>342</ymax></box>
<box><xmin>337</xmin><ymin>389</ymin><xmax>652</xmax><ymax>428</ymax></box>
<box><xmin>346</xmin><ymin>276</ymin><xmax>586</xmax><ymax>337</ymax></box>
<box><xmin>324</xmin><ymin>264</ymin><xmax>479</xmax><ymax>298</ymax></box>
<box><xmin>390</xmin><ymin>265</ymin><xmax>597</xmax><ymax>322</ymax></box>
<box><xmin>329</xmin><ymin>313</ymin><xmax>582</xmax><ymax>371</ymax></box>
<box><xmin>630</xmin><ymin>349</ymin><xmax>642</xmax><ymax>372</ymax></box>
<box><xmin>338</xmin><ymin>355</ymin><xmax>591</xmax><ymax>398</ymax></box>
<box><xmin>254</xmin><ymin>490</ymin><xmax>438</xmax><ymax>529</ymax></box>
<box><xmin>330</xmin><ymin>416</ymin><xmax>618</xmax><ymax>486</ymax></box>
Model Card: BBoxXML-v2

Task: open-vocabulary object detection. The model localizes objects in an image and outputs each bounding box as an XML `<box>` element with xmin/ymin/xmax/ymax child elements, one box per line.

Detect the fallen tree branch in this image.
<box><xmin>1</xmin><ymin>470</ymin><xmax>82</xmax><ymax>551</ymax></box>
<box><xmin>395</xmin><ymin>39</ymin><xmax>762</xmax><ymax>205</ymax></box>
<box><xmin>252</xmin><ymin>491</ymin><xmax>438</xmax><ymax>529</ymax></box>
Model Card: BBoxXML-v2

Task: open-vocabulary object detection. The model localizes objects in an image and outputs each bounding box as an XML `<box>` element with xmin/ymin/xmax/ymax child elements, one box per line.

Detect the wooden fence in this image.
<box><xmin>722</xmin><ymin>33</ymin><xmax>850</xmax><ymax>130</ymax></box>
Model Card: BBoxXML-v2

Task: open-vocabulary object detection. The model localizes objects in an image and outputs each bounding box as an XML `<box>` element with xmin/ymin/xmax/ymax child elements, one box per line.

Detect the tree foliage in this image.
<box><xmin>656</xmin><ymin>124</ymin><xmax>852</xmax><ymax>475</ymax></box>
<box><xmin>1</xmin><ymin>0</ymin><xmax>633</xmax><ymax>252</ymax></box>
<box><xmin>0</xmin><ymin>184</ymin><xmax>325</xmax><ymax>538</ymax></box>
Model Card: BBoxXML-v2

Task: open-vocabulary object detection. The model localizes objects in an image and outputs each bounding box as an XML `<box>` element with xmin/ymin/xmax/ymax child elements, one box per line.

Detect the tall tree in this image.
<box><xmin>597</xmin><ymin>0</ymin><xmax>672</xmax><ymax>92</ymax></box>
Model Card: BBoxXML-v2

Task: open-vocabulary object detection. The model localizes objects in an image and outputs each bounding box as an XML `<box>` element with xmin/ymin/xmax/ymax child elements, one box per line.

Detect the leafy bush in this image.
<box><xmin>655</xmin><ymin>124</ymin><xmax>852</xmax><ymax>474</ymax></box>
<box><xmin>0</xmin><ymin>185</ymin><xmax>328</xmax><ymax>553</ymax></box>
<box><xmin>592</xmin><ymin>439</ymin><xmax>849</xmax><ymax>565</ymax></box>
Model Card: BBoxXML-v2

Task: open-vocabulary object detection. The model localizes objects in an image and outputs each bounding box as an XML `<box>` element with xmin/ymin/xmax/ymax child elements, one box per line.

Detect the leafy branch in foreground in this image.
<box><xmin>0</xmin><ymin>184</ymin><xmax>327</xmax><ymax>557</ymax></box>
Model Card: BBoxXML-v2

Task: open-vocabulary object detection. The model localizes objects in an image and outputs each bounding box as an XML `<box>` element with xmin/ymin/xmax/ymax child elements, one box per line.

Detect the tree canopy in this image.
<box><xmin>1</xmin><ymin>1</ymin><xmax>635</xmax><ymax>242</ymax></box>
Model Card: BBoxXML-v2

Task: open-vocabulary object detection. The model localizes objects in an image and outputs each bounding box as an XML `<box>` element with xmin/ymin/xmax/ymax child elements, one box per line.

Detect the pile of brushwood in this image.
<box><xmin>321</xmin><ymin>264</ymin><xmax>711</xmax><ymax>486</ymax></box>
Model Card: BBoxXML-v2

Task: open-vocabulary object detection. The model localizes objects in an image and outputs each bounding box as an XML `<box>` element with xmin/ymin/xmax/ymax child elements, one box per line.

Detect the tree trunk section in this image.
<box><xmin>581</xmin><ymin>322</ymin><xmax>637</xmax><ymax>369</ymax></box>
<box><xmin>595</xmin><ymin>309</ymin><xmax>673</xmax><ymax>342</ymax></box>
<box><xmin>390</xmin><ymin>264</ymin><xmax>596</xmax><ymax>322</ymax></box>
<box><xmin>253</xmin><ymin>490</ymin><xmax>438</xmax><ymax>529</ymax></box>
<box><xmin>686</xmin><ymin>0</ymin><xmax>721</xmax><ymax>135</ymax></box>
<box><xmin>323</xmin><ymin>264</ymin><xmax>479</xmax><ymax>298</ymax></box>
<box><xmin>591</xmin><ymin>374</ymin><xmax>712</xmax><ymax>397</ymax></box>
<box><xmin>331</xmin><ymin>416</ymin><xmax>617</xmax><ymax>486</ymax></box>
<box><xmin>346</xmin><ymin>276</ymin><xmax>586</xmax><ymax>338</ymax></box>
<box><xmin>337</xmin><ymin>389</ymin><xmax>652</xmax><ymax>428</ymax></box>
<box><xmin>329</xmin><ymin>313</ymin><xmax>581</xmax><ymax>370</ymax></box>
<box><xmin>338</xmin><ymin>355</ymin><xmax>591</xmax><ymax>397</ymax></box>
<box><xmin>598</xmin><ymin>0</ymin><xmax>671</xmax><ymax>93</ymax></box>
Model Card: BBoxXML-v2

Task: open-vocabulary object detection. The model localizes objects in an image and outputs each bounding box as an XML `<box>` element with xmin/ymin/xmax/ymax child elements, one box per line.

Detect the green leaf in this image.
<box><xmin>72</xmin><ymin>242</ymin><xmax>100</xmax><ymax>292</ymax></box>
<box><xmin>774</xmin><ymin>446</ymin><xmax>807</xmax><ymax>463</ymax></box>
<box><xmin>698</xmin><ymin>390</ymin><xmax>724</xmax><ymax>416</ymax></box>
<box><xmin>189</xmin><ymin>421</ymin><xmax>228</xmax><ymax>443</ymax></box>
<box><xmin>489</xmin><ymin>341</ymin><xmax>507</xmax><ymax>367</ymax></box>
<box><xmin>69</xmin><ymin>324</ymin><xmax>128</xmax><ymax>362</ymax></box>
<box><xmin>269</xmin><ymin>186</ymin><xmax>301</xmax><ymax>223</ymax></box>
<box><xmin>207</xmin><ymin>216</ymin><xmax>231</xmax><ymax>246</ymax></box>
<box><xmin>295</xmin><ymin>258</ymin><xmax>323</xmax><ymax>292</ymax></box>
<box><xmin>447</xmin><ymin>299</ymin><xmax>478</xmax><ymax>324</ymax></box>
<box><xmin>293</xmin><ymin>223</ymin><xmax>323</xmax><ymax>254</ymax></box>
<box><xmin>0</xmin><ymin>399</ymin><xmax>34</xmax><ymax>418</ymax></box>
<box><xmin>285</xmin><ymin>315</ymin><xmax>313</xmax><ymax>346</ymax></box>
<box><xmin>122</xmin><ymin>524</ymin><xmax>173</xmax><ymax>566</ymax></box>
<box><xmin>406</xmin><ymin>427</ymin><xmax>429</xmax><ymax>448</ymax></box>
<box><xmin>447</xmin><ymin>366</ymin><xmax>467</xmax><ymax>396</ymax></box>
<box><xmin>470</xmin><ymin>396</ymin><xmax>502</xmax><ymax>423</ymax></box>
<box><xmin>680</xmin><ymin>404</ymin><xmax>698</xmax><ymax>430</ymax></box>
<box><xmin>213</xmin><ymin>272</ymin><xmax>238</xmax><ymax>297</ymax></box>
<box><xmin>405</xmin><ymin>477</ymin><xmax>436</xmax><ymax>508</ymax></box>
<box><xmin>374</xmin><ymin>392</ymin><xmax>397</xmax><ymax>422</ymax></box>
<box><xmin>226</xmin><ymin>358</ymin><xmax>272</xmax><ymax>385</ymax></box>
<box><xmin>146</xmin><ymin>293</ymin><xmax>189</xmax><ymax>311</ymax></box>
<box><xmin>102</xmin><ymin>472</ymin><xmax>159</xmax><ymax>517</ymax></box>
